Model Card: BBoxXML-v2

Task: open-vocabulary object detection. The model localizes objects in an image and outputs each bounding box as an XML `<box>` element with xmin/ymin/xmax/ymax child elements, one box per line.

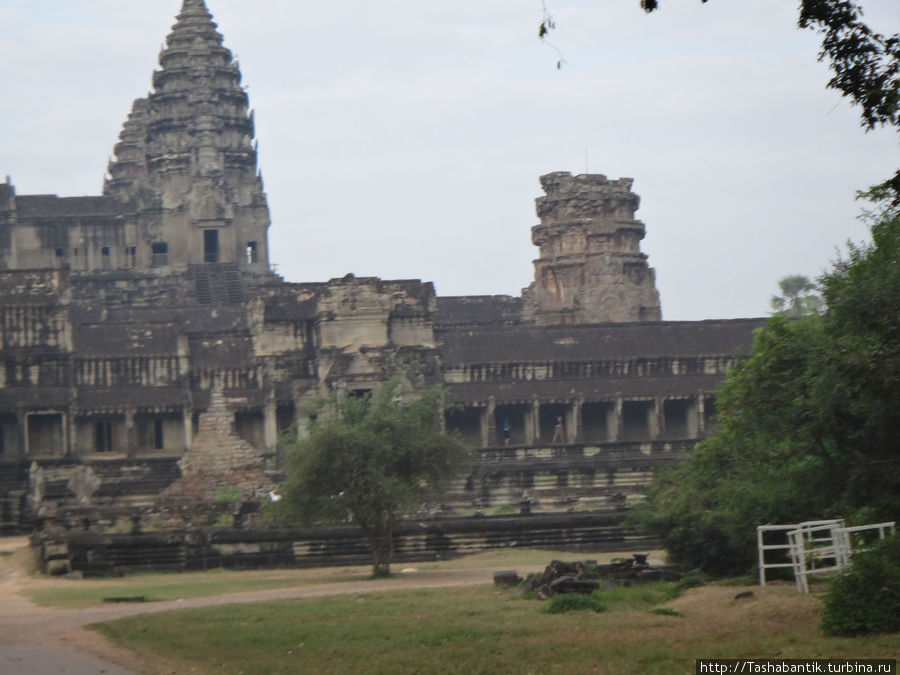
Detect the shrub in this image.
<box><xmin>543</xmin><ymin>593</ymin><xmax>606</xmax><ymax>614</ymax></box>
<box><xmin>213</xmin><ymin>514</ymin><xmax>235</xmax><ymax>528</ymax></box>
<box><xmin>213</xmin><ymin>486</ymin><xmax>243</xmax><ymax>503</ymax></box>
<box><xmin>821</xmin><ymin>533</ymin><xmax>900</xmax><ymax>636</ymax></box>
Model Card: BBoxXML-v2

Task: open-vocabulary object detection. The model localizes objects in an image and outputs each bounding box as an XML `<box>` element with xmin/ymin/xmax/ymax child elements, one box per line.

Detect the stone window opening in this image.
<box><xmin>136</xmin><ymin>413</ymin><xmax>181</xmax><ymax>453</ymax></box>
<box><xmin>95</xmin><ymin>420</ymin><xmax>113</xmax><ymax>452</ymax></box>
<box><xmin>151</xmin><ymin>242</ymin><xmax>168</xmax><ymax>267</ymax></box>
<box><xmin>246</xmin><ymin>241</ymin><xmax>258</xmax><ymax>264</ymax></box>
<box><xmin>203</xmin><ymin>230</ymin><xmax>219</xmax><ymax>263</ymax></box>
<box><xmin>125</xmin><ymin>245</ymin><xmax>136</xmax><ymax>267</ymax></box>
<box><xmin>26</xmin><ymin>412</ymin><xmax>65</xmax><ymax>456</ymax></box>
<box><xmin>234</xmin><ymin>410</ymin><xmax>265</xmax><ymax>451</ymax></box>
<box><xmin>101</xmin><ymin>246</ymin><xmax>111</xmax><ymax>269</ymax></box>
<box><xmin>276</xmin><ymin>405</ymin><xmax>296</xmax><ymax>435</ymax></box>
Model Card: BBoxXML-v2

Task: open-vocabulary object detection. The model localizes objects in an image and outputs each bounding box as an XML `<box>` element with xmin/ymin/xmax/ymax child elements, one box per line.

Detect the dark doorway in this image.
<box><xmin>622</xmin><ymin>401</ymin><xmax>652</xmax><ymax>441</ymax></box>
<box><xmin>494</xmin><ymin>404</ymin><xmax>529</xmax><ymax>446</ymax></box>
<box><xmin>95</xmin><ymin>420</ymin><xmax>113</xmax><ymax>452</ymax></box>
<box><xmin>663</xmin><ymin>399</ymin><xmax>693</xmax><ymax>439</ymax></box>
<box><xmin>538</xmin><ymin>403</ymin><xmax>569</xmax><ymax>443</ymax></box>
<box><xmin>582</xmin><ymin>402</ymin><xmax>613</xmax><ymax>442</ymax></box>
<box><xmin>204</xmin><ymin>230</ymin><xmax>219</xmax><ymax>263</ymax></box>
<box><xmin>445</xmin><ymin>407</ymin><xmax>482</xmax><ymax>446</ymax></box>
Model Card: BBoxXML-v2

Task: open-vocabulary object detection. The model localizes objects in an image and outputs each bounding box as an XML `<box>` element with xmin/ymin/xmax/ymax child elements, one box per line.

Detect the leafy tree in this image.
<box><xmin>271</xmin><ymin>376</ymin><xmax>470</xmax><ymax>577</ymax></box>
<box><xmin>770</xmin><ymin>274</ymin><xmax>823</xmax><ymax>317</ymax></box>
<box><xmin>630</xmin><ymin>194</ymin><xmax>900</xmax><ymax>574</ymax></box>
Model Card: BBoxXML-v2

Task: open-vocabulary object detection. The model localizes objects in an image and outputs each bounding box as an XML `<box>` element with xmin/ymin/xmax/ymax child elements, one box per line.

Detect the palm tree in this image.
<box><xmin>770</xmin><ymin>274</ymin><xmax>823</xmax><ymax>317</ymax></box>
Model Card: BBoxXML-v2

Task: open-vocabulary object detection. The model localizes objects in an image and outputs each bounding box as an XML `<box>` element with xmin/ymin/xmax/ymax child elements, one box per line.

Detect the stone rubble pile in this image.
<box><xmin>513</xmin><ymin>554</ymin><xmax>683</xmax><ymax>598</ymax></box>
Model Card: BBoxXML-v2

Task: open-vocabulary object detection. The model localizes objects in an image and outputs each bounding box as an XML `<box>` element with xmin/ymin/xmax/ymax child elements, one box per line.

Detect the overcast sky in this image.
<box><xmin>1</xmin><ymin>0</ymin><xmax>896</xmax><ymax>320</ymax></box>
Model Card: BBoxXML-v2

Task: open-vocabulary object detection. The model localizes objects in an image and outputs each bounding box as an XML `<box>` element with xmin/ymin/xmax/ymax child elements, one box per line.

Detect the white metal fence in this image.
<box><xmin>757</xmin><ymin>520</ymin><xmax>895</xmax><ymax>593</ymax></box>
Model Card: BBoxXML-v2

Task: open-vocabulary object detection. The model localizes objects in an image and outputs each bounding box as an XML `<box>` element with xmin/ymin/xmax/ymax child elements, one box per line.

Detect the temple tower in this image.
<box><xmin>104</xmin><ymin>0</ymin><xmax>270</xmax><ymax>272</ymax></box>
<box><xmin>524</xmin><ymin>172</ymin><xmax>662</xmax><ymax>324</ymax></box>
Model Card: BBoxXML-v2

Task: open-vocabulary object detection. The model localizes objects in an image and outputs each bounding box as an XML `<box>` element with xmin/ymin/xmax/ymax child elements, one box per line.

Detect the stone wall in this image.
<box><xmin>34</xmin><ymin>512</ymin><xmax>657</xmax><ymax>576</ymax></box>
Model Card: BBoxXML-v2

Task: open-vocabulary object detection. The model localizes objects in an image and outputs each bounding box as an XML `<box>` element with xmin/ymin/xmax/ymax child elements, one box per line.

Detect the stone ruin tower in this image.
<box><xmin>103</xmin><ymin>0</ymin><xmax>270</xmax><ymax>272</ymax></box>
<box><xmin>524</xmin><ymin>171</ymin><xmax>662</xmax><ymax>324</ymax></box>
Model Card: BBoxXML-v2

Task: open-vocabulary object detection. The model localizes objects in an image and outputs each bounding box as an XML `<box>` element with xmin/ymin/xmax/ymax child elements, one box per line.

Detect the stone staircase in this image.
<box><xmin>189</xmin><ymin>263</ymin><xmax>243</xmax><ymax>305</ymax></box>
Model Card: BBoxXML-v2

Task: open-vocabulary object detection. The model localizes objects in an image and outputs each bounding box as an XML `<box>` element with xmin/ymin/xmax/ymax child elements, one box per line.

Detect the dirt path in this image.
<box><xmin>0</xmin><ymin>538</ymin><xmax>528</xmax><ymax>674</ymax></box>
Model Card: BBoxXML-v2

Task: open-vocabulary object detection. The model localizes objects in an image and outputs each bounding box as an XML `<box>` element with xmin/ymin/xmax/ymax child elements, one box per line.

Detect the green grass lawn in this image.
<box><xmin>26</xmin><ymin>572</ymin><xmax>333</xmax><ymax>607</ymax></box>
<box><xmin>93</xmin><ymin>583</ymin><xmax>900</xmax><ymax>675</ymax></box>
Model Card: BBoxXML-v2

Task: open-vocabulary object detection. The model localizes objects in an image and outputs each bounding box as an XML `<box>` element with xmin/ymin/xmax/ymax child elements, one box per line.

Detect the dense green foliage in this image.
<box><xmin>272</xmin><ymin>376</ymin><xmax>470</xmax><ymax>576</ymax></box>
<box><xmin>630</xmin><ymin>201</ymin><xmax>900</xmax><ymax>574</ymax></box>
<box><xmin>543</xmin><ymin>593</ymin><xmax>607</xmax><ymax>614</ymax></box>
<box><xmin>822</xmin><ymin>533</ymin><xmax>900</xmax><ymax>636</ymax></box>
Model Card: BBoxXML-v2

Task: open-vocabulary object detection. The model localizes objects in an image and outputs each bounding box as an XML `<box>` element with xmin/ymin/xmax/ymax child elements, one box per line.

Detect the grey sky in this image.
<box><xmin>1</xmin><ymin>0</ymin><xmax>896</xmax><ymax>320</ymax></box>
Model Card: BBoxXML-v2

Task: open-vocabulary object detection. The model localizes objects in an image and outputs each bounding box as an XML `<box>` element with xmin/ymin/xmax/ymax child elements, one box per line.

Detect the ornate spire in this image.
<box><xmin>103</xmin><ymin>0</ymin><xmax>270</xmax><ymax>271</ymax></box>
<box><xmin>105</xmin><ymin>0</ymin><xmax>257</xmax><ymax>193</ymax></box>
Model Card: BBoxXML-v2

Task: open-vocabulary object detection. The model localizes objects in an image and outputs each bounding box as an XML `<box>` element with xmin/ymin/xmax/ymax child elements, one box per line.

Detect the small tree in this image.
<box><xmin>273</xmin><ymin>376</ymin><xmax>470</xmax><ymax>577</ymax></box>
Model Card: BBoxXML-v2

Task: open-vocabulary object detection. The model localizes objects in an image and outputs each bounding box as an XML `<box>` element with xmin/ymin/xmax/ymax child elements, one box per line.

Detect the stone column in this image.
<box><xmin>294</xmin><ymin>390</ymin><xmax>311</xmax><ymax>440</ymax></box>
<box><xmin>687</xmin><ymin>396</ymin><xmax>699</xmax><ymax>438</ymax></box>
<box><xmin>696</xmin><ymin>393</ymin><xmax>706</xmax><ymax>435</ymax></box>
<box><xmin>125</xmin><ymin>408</ymin><xmax>137</xmax><ymax>457</ymax></box>
<box><xmin>479</xmin><ymin>406</ymin><xmax>490</xmax><ymax>448</ymax></box>
<box><xmin>486</xmin><ymin>396</ymin><xmax>497</xmax><ymax>446</ymax></box>
<box><xmin>16</xmin><ymin>409</ymin><xmax>27</xmax><ymax>459</ymax></box>
<box><xmin>182</xmin><ymin>408</ymin><xmax>193</xmax><ymax>453</ymax></box>
<box><xmin>612</xmin><ymin>397</ymin><xmax>624</xmax><ymax>442</ymax></box>
<box><xmin>63</xmin><ymin>407</ymin><xmax>74</xmax><ymax>457</ymax></box>
<box><xmin>529</xmin><ymin>398</ymin><xmax>540</xmax><ymax>445</ymax></box>
<box><xmin>651</xmin><ymin>397</ymin><xmax>663</xmax><ymax>440</ymax></box>
<box><xmin>568</xmin><ymin>399</ymin><xmax>582</xmax><ymax>443</ymax></box>
<box><xmin>263</xmin><ymin>400</ymin><xmax>278</xmax><ymax>450</ymax></box>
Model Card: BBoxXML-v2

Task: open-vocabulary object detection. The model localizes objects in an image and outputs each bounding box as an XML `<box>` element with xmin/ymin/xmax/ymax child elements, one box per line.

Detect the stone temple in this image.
<box><xmin>0</xmin><ymin>0</ymin><xmax>763</xmax><ymax>535</ymax></box>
